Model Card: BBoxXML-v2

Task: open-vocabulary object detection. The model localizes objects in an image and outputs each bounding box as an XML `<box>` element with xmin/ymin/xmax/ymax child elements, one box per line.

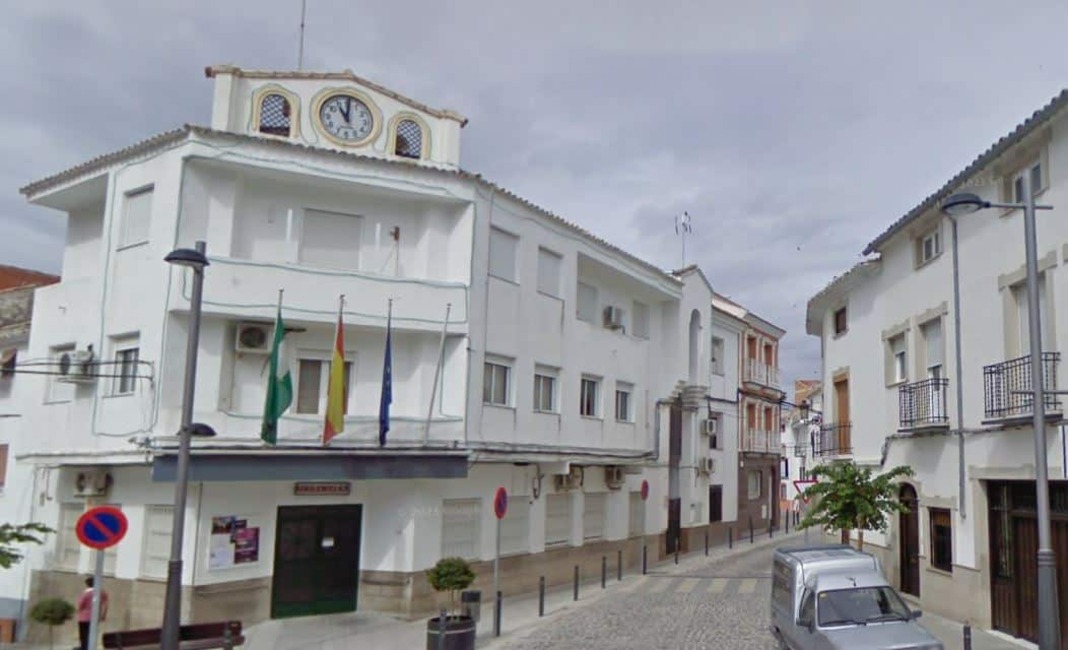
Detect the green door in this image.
<box><xmin>271</xmin><ymin>505</ymin><xmax>362</xmax><ymax>618</ymax></box>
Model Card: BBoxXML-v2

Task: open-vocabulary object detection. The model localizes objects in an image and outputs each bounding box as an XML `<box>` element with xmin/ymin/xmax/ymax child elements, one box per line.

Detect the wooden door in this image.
<box><xmin>834</xmin><ymin>377</ymin><xmax>850</xmax><ymax>450</ymax></box>
<box><xmin>271</xmin><ymin>505</ymin><xmax>362</xmax><ymax>619</ymax></box>
<box><xmin>898</xmin><ymin>484</ymin><xmax>920</xmax><ymax>597</ymax></box>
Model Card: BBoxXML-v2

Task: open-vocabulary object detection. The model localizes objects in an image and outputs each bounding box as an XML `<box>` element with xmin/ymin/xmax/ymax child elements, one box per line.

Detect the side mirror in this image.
<box><xmin>911</xmin><ymin>610</ymin><xmax>923</xmax><ymax>620</ymax></box>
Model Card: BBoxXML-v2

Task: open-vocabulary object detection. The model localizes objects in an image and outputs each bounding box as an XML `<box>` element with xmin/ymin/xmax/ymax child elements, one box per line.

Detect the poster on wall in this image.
<box><xmin>208</xmin><ymin>515</ymin><xmax>260</xmax><ymax>570</ymax></box>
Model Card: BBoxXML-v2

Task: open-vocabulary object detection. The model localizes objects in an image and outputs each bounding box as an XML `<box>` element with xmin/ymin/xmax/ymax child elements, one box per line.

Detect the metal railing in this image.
<box><xmin>739</xmin><ymin>429</ymin><xmax>777</xmax><ymax>454</ymax></box>
<box><xmin>983</xmin><ymin>352</ymin><xmax>1061</xmax><ymax>420</ymax></box>
<box><xmin>815</xmin><ymin>422</ymin><xmax>851</xmax><ymax>456</ymax></box>
<box><xmin>743</xmin><ymin>359</ymin><xmax>782</xmax><ymax>388</ymax></box>
<box><xmin>898</xmin><ymin>377</ymin><xmax>949</xmax><ymax>429</ymax></box>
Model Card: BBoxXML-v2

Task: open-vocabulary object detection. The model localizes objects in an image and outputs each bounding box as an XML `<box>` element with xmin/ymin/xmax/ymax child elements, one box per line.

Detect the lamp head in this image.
<box><xmin>165</xmin><ymin>248</ymin><xmax>209</xmax><ymax>270</ymax></box>
<box><xmin>941</xmin><ymin>193</ymin><xmax>989</xmax><ymax>216</ymax></box>
<box><xmin>799</xmin><ymin>400</ymin><xmax>810</xmax><ymax>419</ymax></box>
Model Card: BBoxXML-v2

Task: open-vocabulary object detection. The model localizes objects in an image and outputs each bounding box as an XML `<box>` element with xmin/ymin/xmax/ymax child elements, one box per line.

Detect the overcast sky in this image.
<box><xmin>3</xmin><ymin>1</ymin><xmax>1068</xmax><ymax>391</ymax></box>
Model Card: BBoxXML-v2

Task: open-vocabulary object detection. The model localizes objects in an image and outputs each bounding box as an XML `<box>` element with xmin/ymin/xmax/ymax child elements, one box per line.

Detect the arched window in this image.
<box><xmin>394</xmin><ymin>119</ymin><xmax>423</xmax><ymax>159</ymax></box>
<box><xmin>259</xmin><ymin>94</ymin><xmax>292</xmax><ymax>137</ymax></box>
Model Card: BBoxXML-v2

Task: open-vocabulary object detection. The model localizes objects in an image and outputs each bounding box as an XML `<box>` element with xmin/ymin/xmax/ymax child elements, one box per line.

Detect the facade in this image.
<box><xmin>0</xmin><ymin>267</ymin><xmax>59</xmax><ymax>623</ymax></box>
<box><xmin>5</xmin><ymin>65</ymin><xmax>772</xmax><ymax>642</ymax></box>
<box><xmin>780</xmin><ymin>379</ymin><xmax>821</xmax><ymax>517</ymax></box>
<box><xmin>806</xmin><ymin>89</ymin><xmax>1068</xmax><ymax>646</ymax></box>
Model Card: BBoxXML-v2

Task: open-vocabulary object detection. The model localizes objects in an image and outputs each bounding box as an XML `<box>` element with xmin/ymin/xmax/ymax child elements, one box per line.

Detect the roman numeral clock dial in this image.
<box><xmin>318</xmin><ymin>94</ymin><xmax>375</xmax><ymax>144</ymax></box>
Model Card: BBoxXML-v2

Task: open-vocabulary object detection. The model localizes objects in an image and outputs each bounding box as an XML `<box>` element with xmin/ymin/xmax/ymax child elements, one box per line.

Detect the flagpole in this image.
<box><xmin>378</xmin><ymin>298</ymin><xmax>394</xmax><ymax>448</ymax></box>
<box><xmin>323</xmin><ymin>293</ymin><xmax>345</xmax><ymax>446</ymax></box>
<box><xmin>423</xmin><ymin>303</ymin><xmax>451</xmax><ymax>446</ymax></box>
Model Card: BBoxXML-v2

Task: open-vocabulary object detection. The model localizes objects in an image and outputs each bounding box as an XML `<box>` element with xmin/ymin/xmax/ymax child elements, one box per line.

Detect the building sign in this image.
<box><xmin>294</xmin><ymin>481</ymin><xmax>351</xmax><ymax>496</ymax></box>
<box><xmin>209</xmin><ymin>515</ymin><xmax>260</xmax><ymax>570</ymax></box>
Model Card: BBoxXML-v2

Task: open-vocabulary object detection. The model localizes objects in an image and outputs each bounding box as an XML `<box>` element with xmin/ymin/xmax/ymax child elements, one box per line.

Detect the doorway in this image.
<box><xmin>898</xmin><ymin>484</ymin><xmax>920</xmax><ymax>597</ymax></box>
<box><xmin>271</xmin><ymin>504</ymin><xmax>363</xmax><ymax>619</ymax></box>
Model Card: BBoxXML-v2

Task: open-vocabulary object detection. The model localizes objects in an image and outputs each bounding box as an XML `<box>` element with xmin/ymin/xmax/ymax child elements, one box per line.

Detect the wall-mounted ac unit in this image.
<box><xmin>602</xmin><ymin>306</ymin><xmax>624</xmax><ymax>330</ymax></box>
<box><xmin>701</xmin><ymin>419</ymin><xmax>718</xmax><ymax>436</ymax></box>
<box><xmin>700</xmin><ymin>457</ymin><xmax>715</xmax><ymax>474</ymax></box>
<box><xmin>604</xmin><ymin>466</ymin><xmax>625</xmax><ymax>489</ymax></box>
<box><xmin>57</xmin><ymin>349</ymin><xmax>96</xmax><ymax>384</ymax></box>
<box><xmin>74</xmin><ymin>469</ymin><xmax>112</xmax><ymax>498</ymax></box>
<box><xmin>235</xmin><ymin>322</ymin><xmax>272</xmax><ymax>354</ymax></box>
<box><xmin>554</xmin><ymin>466</ymin><xmax>583</xmax><ymax>491</ymax></box>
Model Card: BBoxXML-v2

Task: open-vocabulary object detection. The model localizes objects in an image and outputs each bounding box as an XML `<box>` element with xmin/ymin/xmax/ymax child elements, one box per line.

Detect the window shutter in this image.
<box><xmin>924</xmin><ymin>319</ymin><xmax>943</xmax><ymax>368</ymax></box>
<box><xmin>489</xmin><ymin>228</ymin><xmax>518</xmax><ymax>281</ymax></box>
<box><xmin>545</xmin><ymin>494</ymin><xmax>571</xmax><ymax>546</ymax></box>
<box><xmin>537</xmin><ymin>248</ymin><xmax>561</xmax><ymax>296</ymax></box>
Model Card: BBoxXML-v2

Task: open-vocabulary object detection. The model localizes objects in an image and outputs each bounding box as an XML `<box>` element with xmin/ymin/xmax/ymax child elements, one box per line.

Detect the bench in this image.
<box><xmin>102</xmin><ymin>621</ymin><xmax>244</xmax><ymax>650</ymax></box>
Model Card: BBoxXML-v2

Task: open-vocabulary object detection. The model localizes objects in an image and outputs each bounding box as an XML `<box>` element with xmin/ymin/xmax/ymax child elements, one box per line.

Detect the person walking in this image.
<box><xmin>76</xmin><ymin>576</ymin><xmax>108</xmax><ymax>650</ymax></box>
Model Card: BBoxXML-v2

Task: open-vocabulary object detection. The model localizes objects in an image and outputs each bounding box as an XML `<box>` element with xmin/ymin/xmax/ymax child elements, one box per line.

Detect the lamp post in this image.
<box><xmin>942</xmin><ymin>176</ymin><xmax>1060</xmax><ymax>650</ymax></box>
<box><xmin>161</xmin><ymin>241</ymin><xmax>215</xmax><ymax>650</ymax></box>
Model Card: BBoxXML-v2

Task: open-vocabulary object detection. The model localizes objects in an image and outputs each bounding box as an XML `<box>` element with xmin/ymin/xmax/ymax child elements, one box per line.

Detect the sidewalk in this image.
<box><xmin>909</xmin><ymin>607</ymin><xmax>1034</xmax><ymax>650</ymax></box>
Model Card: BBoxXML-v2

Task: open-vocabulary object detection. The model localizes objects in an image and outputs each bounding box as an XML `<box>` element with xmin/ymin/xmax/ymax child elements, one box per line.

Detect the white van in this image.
<box><xmin>770</xmin><ymin>544</ymin><xmax>943</xmax><ymax>650</ymax></box>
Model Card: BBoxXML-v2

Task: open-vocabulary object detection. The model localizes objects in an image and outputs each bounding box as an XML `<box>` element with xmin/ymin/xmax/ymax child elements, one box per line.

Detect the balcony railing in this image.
<box><xmin>815</xmin><ymin>423</ymin><xmax>851</xmax><ymax>457</ymax></box>
<box><xmin>740</xmin><ymin>429</ymin><xmax>778</xmax><ymax>454</ymax></box>
<box><xmin>744</xmin><ymin>359</ymin><xmax>782</xmax><ymax>388</ymax></box>
<box><xmin>983</xmin><ymin>352</ymin><xmax>1062</xmax><ymax>420</ymax></box>
<box><xmin>898</xmin><ymin>378</ymin><xmax>949</xmax><ymax>430</ymax></box>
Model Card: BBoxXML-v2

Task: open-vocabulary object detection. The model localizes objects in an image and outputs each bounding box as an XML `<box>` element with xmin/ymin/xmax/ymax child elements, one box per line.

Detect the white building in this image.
<box><xmin>806</xmin><ymin>89</ymin><xmax>1068</xmax><ymax>644</ymax></box>
<box><xmin>780</xmin><ymin>379</ymin><xmax>821</xmax><ymax>516</ymax></box>
<box><xmin>8</xmin><ymin>65</ymin><xmax>749</xmax><ymax>640</ymax></box>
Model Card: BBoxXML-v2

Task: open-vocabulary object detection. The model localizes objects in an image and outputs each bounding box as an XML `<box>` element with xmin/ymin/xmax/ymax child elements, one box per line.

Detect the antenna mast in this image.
<box><xmin>297</xmin><ymin>0</ymin><xmax>307</xmax><ymax>70</ymax></box>
<box><xmin>675</xmin><ymin>211</ymin><xmax>693</xmax><ymax>268</ymax></box>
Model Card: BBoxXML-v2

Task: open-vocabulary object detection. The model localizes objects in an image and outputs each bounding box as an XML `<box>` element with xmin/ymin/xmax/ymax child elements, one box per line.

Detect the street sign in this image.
<box><xmin>640</xmin><ymin>479</ymin><xmax>649</xmax><ymax>501</ymax></box>
<box><xmin>76</xmin><ymin>506</ymin><xmax>128</xmax><ymax>550</ymax></box>
<box><xmin>793</xmin><ymin>479</ymin><xmax>817</xmax><ymax>504</ymax></box>
<box><xmin>493</xmin><ymin>486</ymin><xmax>508</xmax><ymax>520</ymax></box>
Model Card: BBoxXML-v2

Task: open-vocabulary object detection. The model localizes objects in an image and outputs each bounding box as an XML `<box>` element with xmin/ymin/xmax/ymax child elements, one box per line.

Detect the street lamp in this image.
<box><xmin>161</xmin><ymin>241</ymin><xmax>214</xmax><ymax>650</ymax></box>
<box><xmin>941</xmin><ymin>175</ymin><xmax>1060</xmax><ymax>650</ymax></box>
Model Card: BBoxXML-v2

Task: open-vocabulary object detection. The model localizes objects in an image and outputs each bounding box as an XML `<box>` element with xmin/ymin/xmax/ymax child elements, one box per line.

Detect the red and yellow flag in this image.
<box><xmin>323</xmin><ymin>297</ymin><xmax>346</xmax><ymax>445</ymax></box>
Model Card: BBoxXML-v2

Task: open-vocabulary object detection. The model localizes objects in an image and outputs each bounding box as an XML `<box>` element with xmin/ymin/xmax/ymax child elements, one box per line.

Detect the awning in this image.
<box><xmin>151</xmin><ymin>451</ymin><xmax>469</xmax><ymax>482</ymax></box>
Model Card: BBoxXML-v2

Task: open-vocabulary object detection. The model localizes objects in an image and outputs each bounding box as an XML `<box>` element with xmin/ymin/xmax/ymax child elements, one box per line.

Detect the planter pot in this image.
<box><xmin>426</xmin><ymin>615</ymin><xmax>476</xmax><ymax>650</ymax></box>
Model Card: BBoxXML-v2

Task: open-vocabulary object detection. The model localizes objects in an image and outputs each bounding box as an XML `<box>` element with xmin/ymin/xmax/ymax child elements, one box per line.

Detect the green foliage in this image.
<box><xmin>426</xmin><ymin>556</ymin><xmax>476</xmax><ymax>617</ymax></box>
<box><xmin>30</xmin><ymin>597</ymin><xmax>74</xmax><ymax>626</ymax></box>
<box><xmin>797</xmin><ymin>462</ymin><xmax>915</xmax><ymax>547</ymax></box>
<box><xmin>0</xmin><ymin>522</ymin><xmax>53</xmax><ymax>569</ymax></box>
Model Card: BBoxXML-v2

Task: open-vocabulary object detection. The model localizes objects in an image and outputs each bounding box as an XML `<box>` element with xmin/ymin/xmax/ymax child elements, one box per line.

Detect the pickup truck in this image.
<box><xmin>770</xmin><ymin>544</ymin><xmax>944</xmax><ymax>650</ymax></box>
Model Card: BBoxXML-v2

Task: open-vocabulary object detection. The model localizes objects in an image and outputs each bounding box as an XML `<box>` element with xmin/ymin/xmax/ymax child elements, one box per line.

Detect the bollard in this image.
<box><xmin>493</xmin><ymin>590</ymin><xmax>502</xmax><ymax>637</ymax></box>
<box><xmin>785</xmin><ymin>513</ymin><xmax>790</xmax><ymax>534</ymax></box>
<box><xmin>749</xmin><ymin>517</ymin><xmax>754</xmax><ymax>544</ymax></box>
<box><xmin>963</xmin><ymin>623</ymin><xmax>972</xmax><ymax>650</ymax></box>
<box><xmin>573</xmin><ymin>565</ymin><xmax>579</xmax><ymax>601</ymax></box>
<box><xmin>704</xmin><ymin>530</ymin><xmax>709</xmax><ymax>556</ymax></box>
<box><xmin>617</xmin><ymin>549</ymin><xmax>623</xmax><ymax>581</ymax></box>
<box><xmin>437</xmin><ymin>608</ymin><xmax>447</xmax><ymax>650</ymax></box>
<box><xmin>538</xmin><ymin>576</ymin><xmax>545</xmax><ymax>617</ymax></box>
<box><xmin>642</xmin><ymin>544</ymin><xmax>648</xmax><ymax>575</ymax></box>
<box><xmin>601</xmin><ymin>556</ymin><xmax>607</xmax><ymax>589</ymax></box>
<box><xmin>674</xmin><ymin>543</ymin><xmax>679</xmax><ymax>565</ymax></box>
<box><xmin>769</xmin><ymin>521</ymin><xmax>773</xmax><ymax>539</ymax></box>
<box><xmin>728</xmin><ymin>527</ymin><xmax>733</xmax><ymax>549</ymax></box>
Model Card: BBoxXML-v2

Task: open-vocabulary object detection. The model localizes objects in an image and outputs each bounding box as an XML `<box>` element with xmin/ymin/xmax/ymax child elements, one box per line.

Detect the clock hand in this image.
<box><xmin>339</xmin><ymin>98</ymin><xmax>351</xmax><ymax>124</ymax></box>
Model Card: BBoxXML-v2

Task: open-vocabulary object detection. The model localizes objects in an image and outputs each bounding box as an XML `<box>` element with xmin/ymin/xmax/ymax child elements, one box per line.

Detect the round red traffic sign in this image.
<box><xmin>76</xmin><ymin>506</ymin><xmax>128</xmax><ymax>550</ymax></box>
<box><xmin>493</xmin><ymin>486</ymin><xmax>508</xmax><ymax>519</ymax></box>
<box><xmin>640</xmin><ymin>480</ymin><xmax>649</xmax><ymax>501</ymax></box>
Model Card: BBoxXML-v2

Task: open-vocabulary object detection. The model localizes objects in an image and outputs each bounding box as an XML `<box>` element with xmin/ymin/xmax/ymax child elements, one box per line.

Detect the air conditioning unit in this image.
<box><xmin>554</xmin><ymin>466</ymin><xmax>583</xmax><ymax>491</ymax></box>
<box><xmin>73</xmin><ymin>469</ymin><xmax>112</xmax><ymax>498</ymax></box>
<box><xmin>602</xmin><ymin>306</ymin><xmax>624</xmax><ymax>330</ymax></box>
<box><xmin>604</xmin><ymin>466</ymin><xmax>625</xmax><ymax>489</ymax></box>
<box><xmin>701</xmin><ymin>419</ymin><xmax>718</xmax><ymax>436</ymax></box>
<box><xmin>57</xmin><ymin>348</ymin><xmax>96</xmax><ymax>384</ymax></box>
<box><xmin>699</xmin><ymin>457</ymin><xmax>715</xmax><ymax>475</ymax></box>
<box><xmin>235</xmin><ymin>322</ymin><xmax>272</xmax><ymax>354</ymax></box>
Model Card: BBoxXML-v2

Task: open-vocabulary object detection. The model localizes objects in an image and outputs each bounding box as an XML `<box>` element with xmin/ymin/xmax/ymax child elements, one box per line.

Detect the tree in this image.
<box><xmin>426</xmin><ymin>556</ymin><xmax>476</xmax><ymax>619</ymax></box>
<box><xmin>797</xmin><ymin>461</ymin><xmax>915</xmax><ymax>550</ymax></box>
<box><xmin>0</xmin><ymin>522</ymin><xmax>53</xmax><ymax>569</ymax></box>
<box><xmin>30</xmin><ymin>597</ymin><xmax>74</xmax><ymax>650</ymax></box>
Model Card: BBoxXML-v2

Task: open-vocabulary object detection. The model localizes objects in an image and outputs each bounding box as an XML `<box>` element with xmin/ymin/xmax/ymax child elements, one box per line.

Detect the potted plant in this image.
<box><xmin>425</xmin><ymin>556</ymin><xmax>477</xmax><ymax>650</ymax></box>
<box><xmin>29</xmin><ymin>597</ymin><xmax>74</xmax><ymax>650</ymax></box>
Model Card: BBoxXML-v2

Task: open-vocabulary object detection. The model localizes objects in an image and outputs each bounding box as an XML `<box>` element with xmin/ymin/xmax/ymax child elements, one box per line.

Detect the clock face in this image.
<box><xmin>319</xmin><ymin>94</ymin><xmax>374</xmax><ymax>142</ymax></box>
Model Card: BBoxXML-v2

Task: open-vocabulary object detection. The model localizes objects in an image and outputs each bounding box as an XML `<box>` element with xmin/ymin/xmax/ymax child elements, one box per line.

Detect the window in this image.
<box><xmin>708</xmin><ymin>415</ymin><xmax>721</xmax><ymax>450</ymax></box>
<box><xmin>1012</xmin><ymin>160</ymin><xmax>1044</xmax><ymax>203</ymax></box>
<box><xmin>533</xmin><ymin>367</ymin><xmax>557</xmax><ymax>412</ymax></box>
<box><xmin>499</xmin><ymin>496</ymin><xmax>530</xmax><ymax>555</ymax></box>
<box><xmin>0</xmin><ymin>443</ymin><xmax>7</xmax><ymax>488</ymax></box>
<box><xmin>583</xmin><ymin>493</ymin><xmax>606</xmax><ymax>541</ymax></box>
<box><xmin>1013</xmin><ymin>274</ymin><xmax>1052</xmax><ymax>353</ymax></box>
<box><xmin>120</xmin><ymin>186</ymin><xmax>153</xmax><ymax>247</ymax></box>
<box><xmin>545</xmin><ymin>494</ymin><xmax>571</xmax><ymax>546</ymax></box>
<box><xmin>922</xmin><ymin>318</ymin><xmax>944</xmax><ymax>377</ymax></box>
<box><xmin>300</xmin><ymin>209</ymin><xmax>362</xmax><ymax>271</ymax></box>
<box><xmin>615</xmin><ymin>382</ymin><xmax>633</xmax><ymax>422</ymax></box>
<box><xmin>394</xmin><ymin>119</ymin><xmax>423</xmax><ymax>159</ymax></box>
<box><xmin>47</xmin><ymin>344</ymin><xmax>76</xmax><ymax>402</ymax></box>
<box><xmin>484</xmin><ymin>360</ymin><xmax>511</xmax><ymax>406</ymax></box>
<box><xmin>628</xmin><ymin>492</ymin><xmax>645</xmax><ymax>537</ymax></box>
<box><xmin>295</xmin><ymin>358</ymin><xmax>353</xmax><ymax>415</ymax></box>
<box><xmin>889</xmin><ymin>334</ymin><xmax>907</xmax><ymax>384</ymax></box>
<box><xmin>747</xmin><ymin>471</ymin><xmax>762</xmax><ymax>500</ymax></box>
<box><xmin>576</xmin><ymin>282</ymin><xmax>598</xmax><ymax>323</ymax></box>
<box><xmin>709</xmin><ymin>485</ymin><xmax>723</xmax><ymax>522</ymax></box>
<box><xmin>113</xmin><ymin>340</ymin><xmax>139</xmax><ymax>396</ymax></box>
<box><xmin>258</xmin><ymin>94</ymin><xmax>292</xmax><ymax>137</ymax></box>
<box><xmin>441</xmin><ymin>499</ymin><xmax>481</xmax><ymax>559</ymax></box>
<box><xmin>930</xmin><ymin>508</ymin><xmax>953</xmax><ymax>572</ymax></box>
<box><xmin>140</xmin><ymin>505</ymin><xmax>174</xmax><ymax>578</ymax></box>
<box><xmin>489</xmin><ymin>227</ymin><xmax>518</xmax><ymax>282</ymax></box>
<box><xmin>917</xmin><ymin>228</ymin><xmax>942</xmax><ymax>265</ymax></box>
<box><xmin>711</xmin><ymin>337</ymin><xmax>725</xmax><ymax>375</ymax></box>
<box><xmin>833</xmin><ymin>306</ymin><xmax>847</xmax><ymax>335</ymax></box>
<box><xmin>537</xmin><ymin>248</ymin><xmax>562</xmax><ymax>297</ymax></box>
<box><xmin>632</xmin><ymin>301</ymin><xmax>650</xmax><ymax>339</ymax></box>
<box><xmin>580</xmin><ymin>376</ymin><xmax>600</xmax><ymax>417</ymax></box>
<box><xmin>56</xmin><ymin>503</ymin><xmax>83</xmax><ymax>570</ymax></box>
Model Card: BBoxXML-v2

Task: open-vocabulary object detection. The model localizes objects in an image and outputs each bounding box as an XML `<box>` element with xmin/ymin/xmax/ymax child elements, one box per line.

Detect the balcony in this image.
<box><xmin>815</xmin><ymin>423</ymin><xmax>851</xmax><ymax>457</ymax></box>
<box><xmin>740</xmin><ymin>429</ymin><xmax>779</xmax><ymax>454</ymax></box>
<box><xmin>743</xmin><ymin>359</ymin><xmax>781</xmax><ymax>389</ymax></box>
<box><xmin>898</xmin><ymin>378</ymin><xmax>949</xmax><ymax>431</ymax></box>
<box><xmin>983</xmin><ymin>352</ymin><xmax>1062</xmax><ymax>422</ymax></box>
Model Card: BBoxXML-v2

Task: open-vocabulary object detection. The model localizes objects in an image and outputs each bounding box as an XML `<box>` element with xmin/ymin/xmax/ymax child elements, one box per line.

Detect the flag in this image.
<box><xmin>323</xmin><ymin>297</ymin><xmax>346</xmax><ymax>446</ymax></box>
<box><xmin>378</xmin><ymin>303</ymin><xmax>393</xmax><ymax>447</ymax></box>
<box><xmin>261</xmin><ymin>302</ymin><xmax>293</xmax><ymax>445</ymax></box>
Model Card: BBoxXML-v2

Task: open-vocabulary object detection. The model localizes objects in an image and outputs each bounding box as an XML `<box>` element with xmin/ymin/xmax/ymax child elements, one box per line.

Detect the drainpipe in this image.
<box><xmin>648</xmin><ymin>398</ymin><xmax>674</xmax><ymax>462</ymax></box>
<box><xmin>947</xmin><ymin>214</ymin><xmax>967</xmax><ymax>519</ymax></box>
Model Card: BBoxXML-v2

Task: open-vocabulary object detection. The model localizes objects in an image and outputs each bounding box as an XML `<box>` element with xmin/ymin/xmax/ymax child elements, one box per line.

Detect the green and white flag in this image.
<box><xmin>261</xmin><ymin>302</ymin><xmax>293</xmax><ymax>445</ymax></box>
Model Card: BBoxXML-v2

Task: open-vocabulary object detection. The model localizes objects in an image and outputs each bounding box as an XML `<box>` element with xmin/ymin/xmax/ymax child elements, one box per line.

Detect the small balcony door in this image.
<box><xmin>834</xmin><ymin>377</ymin><xmax>850</xmax><ymax>451</ymax></box>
